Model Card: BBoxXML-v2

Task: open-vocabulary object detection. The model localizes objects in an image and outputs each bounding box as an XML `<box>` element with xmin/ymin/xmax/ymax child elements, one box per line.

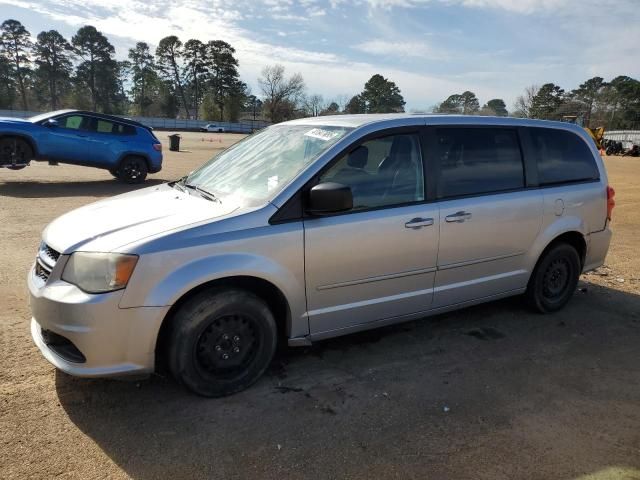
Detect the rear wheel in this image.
<box><xmin>526</xmin><ymin>243</ymin><xmax>581</xmax><ymax>313</ymax></box>
<box><xmin>167</xmin><ymin>289</ymin><xmax>278</xmax><ymax>397</ymax></box>
<box><xmin>116</xmin><ymin>156</ymin><xmax>147</xmax><ymax>184</ymax></box>
<box><xmin>0</xmin><ymin>137</ymin><xmax>33</xmax><ymax>168</ymax></box>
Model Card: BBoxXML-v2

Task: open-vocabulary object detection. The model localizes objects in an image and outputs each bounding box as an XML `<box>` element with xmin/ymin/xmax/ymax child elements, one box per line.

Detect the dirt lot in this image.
<box><xmin>1</xmin><ymin>131</ymin><xmax>639</xmax><ymax>479</ymax></box>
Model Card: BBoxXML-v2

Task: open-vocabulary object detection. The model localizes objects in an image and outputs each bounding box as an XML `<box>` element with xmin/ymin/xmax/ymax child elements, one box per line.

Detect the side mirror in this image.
<box><xmin>308</xmin><ymin>182</ymin><xmax>353</xmax><ymax>215</ymax></box>
<box><xmin>44</xmin><ymin>118</ymin><xmax>58</xmax><ymax>128</ymax></box>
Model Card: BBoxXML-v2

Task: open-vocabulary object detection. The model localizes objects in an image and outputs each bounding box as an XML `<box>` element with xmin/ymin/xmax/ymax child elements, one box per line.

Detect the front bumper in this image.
<box><xmin>28</xmin><ymin>263</ymin><xmax>170</xmax><ymax>377</ymax></box>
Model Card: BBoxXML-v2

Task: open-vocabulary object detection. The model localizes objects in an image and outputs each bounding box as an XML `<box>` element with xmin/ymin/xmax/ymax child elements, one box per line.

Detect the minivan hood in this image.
<box><xmin>43</xmin><ymin>184</ymin><xmax>241</xmax><ymax>253</ymax></box>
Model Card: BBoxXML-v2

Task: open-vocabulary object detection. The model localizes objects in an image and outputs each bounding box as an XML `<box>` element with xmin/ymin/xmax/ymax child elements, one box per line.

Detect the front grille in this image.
<box><xmin>35</xmin><ymin>262</ymin><xmax>50</xmax><ymax>282</ymax></box>
<box><xmin>42</xmin><ymin>245</ymin><xmax>60</xmax><ymax>263</ymax></box>
<box><xmin>34</xmin><ymin>243</ymin><xmax>60</xmax><ymax>284</ymax></box>
<box><xmin>41</xmin><ymin>328</ymin><xmax>86</xmax><ymax>363</ymax></box>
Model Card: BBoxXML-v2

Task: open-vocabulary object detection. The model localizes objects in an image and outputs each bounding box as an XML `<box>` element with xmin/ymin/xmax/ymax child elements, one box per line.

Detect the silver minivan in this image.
<box><xmin>29</xmin><ymin>114</ymin><xmax>614</xmax><ymax>396</ymax></box>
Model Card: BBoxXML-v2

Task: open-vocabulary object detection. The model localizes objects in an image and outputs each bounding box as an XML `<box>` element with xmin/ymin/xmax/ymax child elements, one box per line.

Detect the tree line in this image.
<box><xmin>0</xmin><ymin>19</ymin><xmax>248</xmax><ymax>121</ymax></box>
<box><xmin>512</xmin><ymin>77</ymin><xmax>640</xmax><ymax>129</ymax></box>
<box><xmin>1</xmin><ymin>18</ymin><xmax>638</xmax><ymax>128</ymax></box>
<box><xmin>431</xmin><ymin>77</ymin><xmax>640</xmax><ymax>130</ymax></box>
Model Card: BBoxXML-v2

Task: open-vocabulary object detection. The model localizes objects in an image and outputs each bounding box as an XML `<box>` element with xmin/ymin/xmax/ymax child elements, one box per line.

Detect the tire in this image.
<box><xmin>109</xmin><ymin>169</ymin><xmax>120</xmax><ymax>179</ymax></box>
<box><xmin>525</xmin><ymin>243</ymin><xmax>581</xmax><ymax>313</ymax></box>
<box><xmin>0</xmin><ymin>137</ymin><xmax>33</xmax><ymax>168</ymax></box>
<box><xmin>116</xmin><ymin>156</ymin><xmax>148</xmax><ymax>184</ymax></box>
<box><xmin>167</xmin><ymin>288</ymin><xmax>278</xmax><ymax>397</ymax></box>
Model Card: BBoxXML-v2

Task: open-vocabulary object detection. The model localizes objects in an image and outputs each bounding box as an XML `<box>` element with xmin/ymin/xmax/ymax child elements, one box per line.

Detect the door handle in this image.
<box><xmin>405</xmin><ymin>217</ymin><xmax>434</xmax><ymax>229</ymax></box>
<box><xmin>445</xmin><ymin>211</ymin><xmax>472</xmax><ymax>223</ymax></box>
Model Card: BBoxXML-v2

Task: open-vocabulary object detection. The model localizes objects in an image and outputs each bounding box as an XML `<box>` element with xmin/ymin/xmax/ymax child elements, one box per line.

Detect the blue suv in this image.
<box><xmin>0</xmin><ymin>110</ymin><xmax>163</xmax><ymax>183</ymax></box>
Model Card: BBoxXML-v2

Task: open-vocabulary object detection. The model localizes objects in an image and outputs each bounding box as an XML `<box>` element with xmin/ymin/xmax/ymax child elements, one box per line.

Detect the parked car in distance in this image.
<box><xmin>29</xmin><ymin>114</ymin><xmax>614</xmax><ymax>397</ymax></box>
<box><xmin>200</xmin><ymin>123</ymin><xmax>226</xmax><ymax>133</ymax></box>
<box><xmin>0</xmin><ymin>109</ymin><xmax>162</xmax><ymax>183</ymax></box>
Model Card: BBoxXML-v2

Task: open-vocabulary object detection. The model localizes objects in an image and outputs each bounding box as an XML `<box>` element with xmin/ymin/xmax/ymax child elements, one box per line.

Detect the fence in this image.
<box><xmin>604</xmin><ymin>130</ymin><xmax>640</xmax><ymax>145</ymax></box>
<box><xmin>0</xmin><ymin>109</ymin><xmax>270</xmax><ymax>133</ymax></box>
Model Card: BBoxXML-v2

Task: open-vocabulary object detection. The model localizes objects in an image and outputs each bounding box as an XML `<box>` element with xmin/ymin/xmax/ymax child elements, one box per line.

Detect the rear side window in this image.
<box><xmin>94</xmin><ymin>119</ymin><xmax>136</xmax><ymax>135</ymax></box>
<box><xmin>529</xmin><ymin>128</ymin><xmax>599</xmax><ymax>185</ymax></box>
<box><xmin>435</xmin><ymin>127</ymin><xmax>524</xmax><ymax>198</ymax></box>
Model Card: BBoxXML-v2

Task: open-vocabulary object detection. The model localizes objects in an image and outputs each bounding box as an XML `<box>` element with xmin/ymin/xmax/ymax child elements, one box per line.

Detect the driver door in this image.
<box><xmin>41</xmin><ymin>114</ymin><xmax>91</xmax><ymax>164</ymax></box>
<box><xmin>303</xmin><ymin>129</ymin><xmax>439</xmax><ymax>335</ymax></box>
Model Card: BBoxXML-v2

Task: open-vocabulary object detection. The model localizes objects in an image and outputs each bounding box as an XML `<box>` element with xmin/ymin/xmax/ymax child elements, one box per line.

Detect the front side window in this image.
<box><xmin>320</xmin><ymin>133</ymin><xmax>425</xmax><ymax>210</ymax></box>
<box><xmin>186</xmin><ymin>125</ymin><xmax>353</xmax><ymax>205</ymax></box>
<box><xmin>435</xmin><ymin>127</ymin><xmax>524</xmax><ymax>198</ymax></box>
<box><xmin>529</xmin><ymin>128</ymin><xmax>599</xmax><ymax>185</ymax></box>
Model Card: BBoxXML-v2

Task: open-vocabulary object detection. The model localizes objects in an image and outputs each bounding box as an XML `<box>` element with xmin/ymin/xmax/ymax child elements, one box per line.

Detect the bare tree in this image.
<box><xmin>304</xmin><ymin>93</ymin><xmax>324</xmax><ymax>116</ymax></box>
<box><xmin>258</xmin><ymin>64</ymin><xmax>305</xmax><ymax>122</ymax></box>
<box><xmin>513</xmin><ymin>85</ymin><xmax>539</xmax><ymax>118</ymax></box>
<box><xmin>334</xmin><ymin>94</ymin><xmax>350</xmax><ymax>112</ymax></box>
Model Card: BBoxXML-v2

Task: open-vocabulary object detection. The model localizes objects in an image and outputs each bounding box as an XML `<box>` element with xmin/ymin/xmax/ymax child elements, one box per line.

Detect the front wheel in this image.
<box><xmin>116</xmin><ymin>156</ymin><xmax>148</xmax><ymax>184</ymax></box>
<box><xmin>167</xmin><ymin>289</ymin><xmax>278</xmax><ymax>397</ymax></box>
<box><xmin>526</xmin><ymin>243</ymin><xmax>581</xmax><ymax>313</ymax></box>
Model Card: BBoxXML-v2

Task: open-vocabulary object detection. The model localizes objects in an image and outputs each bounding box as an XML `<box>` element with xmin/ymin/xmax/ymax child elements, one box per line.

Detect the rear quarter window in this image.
<box><xmin>529</xmin><ymin>128</ymin><xmax>599</xmax><ymax>185</ymax></box>
<box><xmin>95</xmin><ymin>119</ymin><xmax>137</xmax><ymax>135</ymax></box>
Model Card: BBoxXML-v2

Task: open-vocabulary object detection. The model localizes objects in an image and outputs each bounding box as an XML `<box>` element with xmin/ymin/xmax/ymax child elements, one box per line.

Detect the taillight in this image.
<box><xmin>606</xmin><ymin>185</ymin><xmax>615</xmax><ymax>221</ymax></box>
<box><xmin>153</xmin><ymin>143</ymin><xmax>162</xmax><ymax>152</ymax></box>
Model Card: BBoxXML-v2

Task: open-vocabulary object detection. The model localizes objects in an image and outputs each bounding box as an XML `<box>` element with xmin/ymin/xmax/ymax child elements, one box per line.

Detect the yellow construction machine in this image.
<box><xmin>561</xmin><ymin>115</ymin><xmax>605</xmax><ymax>151</ymax></box>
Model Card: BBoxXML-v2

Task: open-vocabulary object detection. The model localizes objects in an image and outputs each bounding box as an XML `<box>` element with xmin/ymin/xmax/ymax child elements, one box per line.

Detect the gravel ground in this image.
<box><xmin>1</xmin><ymin>132</ymin><xmax>639</xmax><ymax>480</ymax></box>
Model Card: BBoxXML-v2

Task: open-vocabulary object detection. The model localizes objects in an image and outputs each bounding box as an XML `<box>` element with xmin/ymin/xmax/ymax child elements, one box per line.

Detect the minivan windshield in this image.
<box><xmin>186</xmin><ymin>124</ymin><xmax>353</xmax><ymax>205</ymax></box>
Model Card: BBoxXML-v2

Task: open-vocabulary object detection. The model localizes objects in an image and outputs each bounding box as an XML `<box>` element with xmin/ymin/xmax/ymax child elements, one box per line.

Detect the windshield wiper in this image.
<box><xmin>184</xmin><ymin>183</ymin><xmax>221</xmax><ymax>203</ymax></box>
<box><xmin>169</xmin><ymin>176</ymin><xmax>187</xmax><ymax>192</ymax></box>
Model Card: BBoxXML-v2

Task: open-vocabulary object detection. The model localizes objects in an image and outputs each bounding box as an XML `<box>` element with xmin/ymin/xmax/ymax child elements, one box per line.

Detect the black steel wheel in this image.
<box><xmin>526</xmin><ymin>242</ymin><xmax>581</xmax><ymax>313</ymax></box>
<box><xmin>167</xmin><ymin>288</ymin><xmax>277</xmax><ymax>397</ymax></box>
<box><xmin>194</xmin><ymin>314</ymin><xmax>259</xmax><ymax>380</ymax></box>
<box><xmin>116</xmin><ymin>156</ymin><xmax>148</xmax><ymax>184</ymax></box>
<box><xmin>0</xmin><ymin>137</ymin><xmax>33</xmax><ymax>168</ymax></box>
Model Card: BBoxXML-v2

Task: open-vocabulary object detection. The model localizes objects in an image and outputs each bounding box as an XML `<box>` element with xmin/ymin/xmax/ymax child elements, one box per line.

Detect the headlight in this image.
<box><xmin>62</xmin><ymin>252</ymin><xmax>138</xmax><ymax>293</ymax></box>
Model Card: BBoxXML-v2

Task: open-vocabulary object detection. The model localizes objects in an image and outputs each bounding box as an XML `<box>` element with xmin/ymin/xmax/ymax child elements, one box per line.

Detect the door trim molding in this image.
<box><xmin>306</xmin><ymin>286</ymin><xmax>433</xmax><ymax>317</ymax></box>
<box><xmin>437</xmin><ymin>251</ymin><xmax>524</xmax><ymax>271</ymax></box>
<box><xmin>317</xmin><ymin>266</ymin><xmax>437</xmax><ymax>291</ymax></box>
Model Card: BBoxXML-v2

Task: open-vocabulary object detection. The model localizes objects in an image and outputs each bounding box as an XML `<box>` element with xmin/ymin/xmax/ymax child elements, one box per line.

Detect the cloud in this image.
<box><xmin>271</xmin><ymin>13</ymin><xmax>309</xmax><ymax>21</ymax></box>
<box><xmin>354</xmin><ymin>39</ymin><xmax>445</xmax><ymax>60</ymax></box>
<box><xmin>2</xmin><ymin>0</ymin><xmax>638</xmax><ymax>110</ymax></box>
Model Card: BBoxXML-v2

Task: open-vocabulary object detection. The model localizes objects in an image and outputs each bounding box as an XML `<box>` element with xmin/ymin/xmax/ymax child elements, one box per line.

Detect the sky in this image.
<box><xmin>1</xmin><ymin>0</ymin><xmax>639</xmax><ymax>111</ymax></box>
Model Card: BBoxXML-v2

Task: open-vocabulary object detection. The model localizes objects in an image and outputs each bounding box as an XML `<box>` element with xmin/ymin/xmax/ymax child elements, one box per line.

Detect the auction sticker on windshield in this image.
<box><xmin>304</xmin><ymin>128</ymin><xmax>340</xmax><ymax>141</ymax></box>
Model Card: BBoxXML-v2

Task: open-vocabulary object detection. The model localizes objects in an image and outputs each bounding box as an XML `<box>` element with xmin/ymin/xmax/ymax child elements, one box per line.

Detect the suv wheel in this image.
<box><xmin>167</xmin><ymin>289</ymin><xmax>278</xmax><ymax>397</ymax></box>
<box><xmin>0</xmin><ymin>137</ymin><xmax>33</xmax><ymax>168</ymax></box>
<box><xmin>116</xmin><ymin>156</ymin><xmax>148</xmax><ymax>184</ymax></box>
<box><xmin>526</xmin><ymin>243</ymin><xmax>581</xmax><ymax>313</ymax></box>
